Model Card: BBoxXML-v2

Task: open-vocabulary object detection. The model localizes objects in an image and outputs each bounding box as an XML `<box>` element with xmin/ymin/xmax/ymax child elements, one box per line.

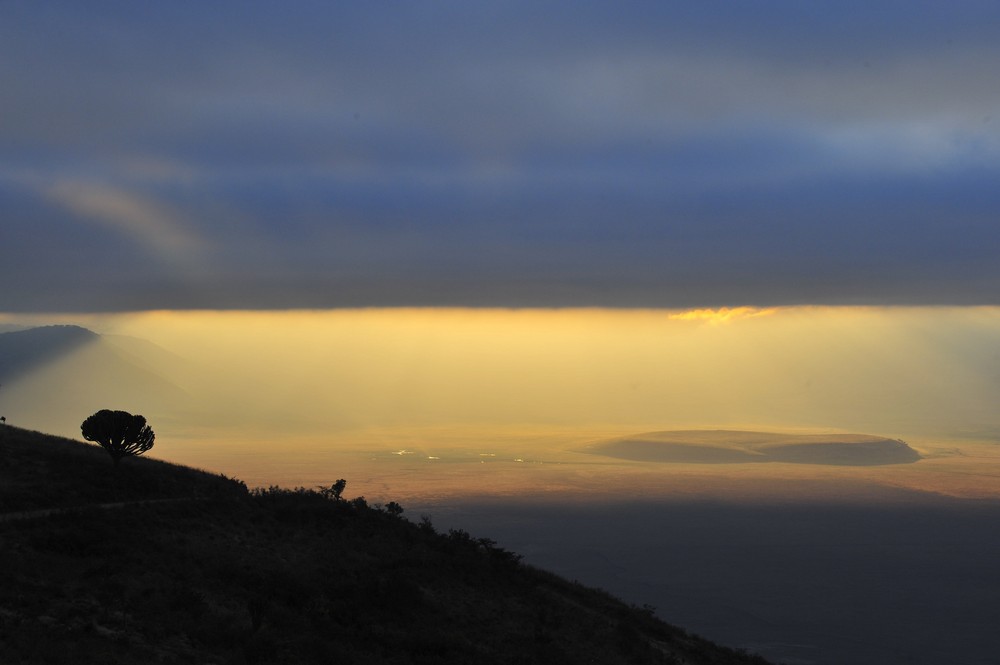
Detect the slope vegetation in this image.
<box><xmin>0</xmin><ymin>426</ymin><xmax>771</xmax><ymax>665</ymax></box>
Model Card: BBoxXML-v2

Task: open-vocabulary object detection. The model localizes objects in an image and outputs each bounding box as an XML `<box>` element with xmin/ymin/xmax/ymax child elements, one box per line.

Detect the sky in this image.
<box><xmin>3</xmin><ymin>2</ymin><xmax>1000</xmax><ymax>312</ymax></box>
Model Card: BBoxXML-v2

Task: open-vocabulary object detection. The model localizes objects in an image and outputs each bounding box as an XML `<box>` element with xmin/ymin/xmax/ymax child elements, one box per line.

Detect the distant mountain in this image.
<box><xmin>0</xmin><ymin>325</ymin><xmax>97</xmax><ymax>381</ymax></box>
<box><xmin>585</xmin><ymin>430</ymin><xmax>922</xmax><ymax>466</ymax></box>
<box><xmin>0</xmin><ymin>325</ymin><xmax>191</xmax><ymax>438</ymax></box>
<box><xmin>0</xmin><ymin>426</ymin><xmax>773</xmax><ymax>665</ymax></box>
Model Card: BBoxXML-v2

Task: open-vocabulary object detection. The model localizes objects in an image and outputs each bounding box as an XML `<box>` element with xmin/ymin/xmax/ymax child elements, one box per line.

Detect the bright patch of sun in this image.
<box><xmin>668</xmin><ymin>306</ymin><xmax>777</xmax><ymax>324</ymax></box>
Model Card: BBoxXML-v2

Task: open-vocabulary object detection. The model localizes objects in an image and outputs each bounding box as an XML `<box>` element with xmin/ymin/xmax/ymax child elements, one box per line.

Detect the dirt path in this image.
<box><xmin>0</xmin><ymin>497</ymin><xmax>199</xmax><ymax>523</ymax></box>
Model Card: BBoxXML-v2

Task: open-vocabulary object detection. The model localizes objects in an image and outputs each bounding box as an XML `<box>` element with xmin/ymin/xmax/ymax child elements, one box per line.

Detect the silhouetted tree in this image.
<box><xmin>81</xmin><ymin>409</ymin><xmax>155</xmax><ymax>467</ymax></box>
<box><xmin>320</xmin><ymin>478</ymin><xmax>347</xmax><ymax>501</ymax></box>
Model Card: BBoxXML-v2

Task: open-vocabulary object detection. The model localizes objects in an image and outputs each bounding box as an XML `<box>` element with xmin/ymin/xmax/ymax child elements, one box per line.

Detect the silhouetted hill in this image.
<box><xmin>0</xmin><ymin>325</ymin><xmax>97</xmax><ymax>381</ymax></box>
<box><xmin>0</xmin><ymin>326</ymin><xmax>190</xmax><ymax>437</ymax></box>
<box><xmin>0</xmin><ymin>426</ymin><xmax>772</xmax><ymax>665</ymax></box>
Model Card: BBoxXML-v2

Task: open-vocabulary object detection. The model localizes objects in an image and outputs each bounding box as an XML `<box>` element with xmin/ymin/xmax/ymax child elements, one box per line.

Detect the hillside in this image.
<box><xmin>0</xmin><ymin>426</ymin><xmax>772</xmax><ymax>665</ymax></box>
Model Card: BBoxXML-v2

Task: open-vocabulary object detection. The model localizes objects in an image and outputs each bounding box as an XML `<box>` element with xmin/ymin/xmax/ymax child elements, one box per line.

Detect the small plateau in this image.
<box><xmin>584</xmin><ymin>430</ymin><xmax>921</xmax><ymax>466</ymax></box>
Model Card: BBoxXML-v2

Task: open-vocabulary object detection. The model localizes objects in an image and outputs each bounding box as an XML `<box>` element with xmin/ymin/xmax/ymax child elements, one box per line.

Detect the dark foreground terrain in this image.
<box><xmin>0</xmin><ymin>425</ymin><xmax>770</xmax><ymax>665</ymax></box>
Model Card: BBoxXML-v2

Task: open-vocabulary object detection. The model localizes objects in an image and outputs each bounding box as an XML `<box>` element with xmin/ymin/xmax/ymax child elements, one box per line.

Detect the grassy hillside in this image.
<box><xmin>0</xmin><ymin>424</ymin><xmax>241</xmax><ymax>512</ymax></box>
<box><xmin>0</xmin><ymin>425</ymin><xmax>772</xmax><ymax>665</ymax></box>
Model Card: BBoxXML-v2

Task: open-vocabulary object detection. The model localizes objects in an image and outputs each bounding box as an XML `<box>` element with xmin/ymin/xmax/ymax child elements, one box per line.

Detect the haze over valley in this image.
<box><xmin>4</xmin><ymin>307</ymin><xmax>1000</xmax><ymax>501</ymax></box>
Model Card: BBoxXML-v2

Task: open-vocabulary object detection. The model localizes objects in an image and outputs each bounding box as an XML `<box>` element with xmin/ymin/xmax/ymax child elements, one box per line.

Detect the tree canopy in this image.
<box><xmin>81</xmin><ymin>409</ymin><xmax>155</xmax><ymax>466</ymax></box>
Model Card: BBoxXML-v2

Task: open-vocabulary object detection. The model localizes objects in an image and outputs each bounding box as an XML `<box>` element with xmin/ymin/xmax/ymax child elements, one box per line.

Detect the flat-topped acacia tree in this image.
<box><xmin>81</xmin><ymin>409</ymin><xmax>155</xmax><ymax>467</ymax></box>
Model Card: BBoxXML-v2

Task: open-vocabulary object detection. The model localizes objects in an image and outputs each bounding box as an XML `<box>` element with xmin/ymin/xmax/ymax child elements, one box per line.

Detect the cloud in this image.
<box><xmin>2</xmin><ymin>2</ymin><xmax>1000</xmax><ymax>311</ymax></box>
<box><xmin>42</xmin><ymin>180</ymin><xmax>204</xmax><ymax>260</ymax></box>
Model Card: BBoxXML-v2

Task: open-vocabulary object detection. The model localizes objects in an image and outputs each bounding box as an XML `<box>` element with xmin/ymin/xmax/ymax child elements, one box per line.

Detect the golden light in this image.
<box><xmin>667</xmin><ymin>306</ymin><xmax>778</xmax><ymax>324</ymax></box>
<box><xmin>3</xmin><ymin>306</ymin><xmax>1000</xmax><ymax>500</ymax></box>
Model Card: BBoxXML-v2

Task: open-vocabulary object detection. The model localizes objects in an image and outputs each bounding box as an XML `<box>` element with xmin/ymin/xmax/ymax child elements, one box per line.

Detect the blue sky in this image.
<box><xmin>3</xmin><ymin>1</ymin><xmax>999</xmax><ymax>311</ymax></box>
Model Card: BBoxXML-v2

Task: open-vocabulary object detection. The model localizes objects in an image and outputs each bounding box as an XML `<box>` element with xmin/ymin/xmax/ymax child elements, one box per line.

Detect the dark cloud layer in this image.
<box><xmin>3</xmin><ymin>1</ymin><xmax>999</xmax><ymax>311</ymax></box>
